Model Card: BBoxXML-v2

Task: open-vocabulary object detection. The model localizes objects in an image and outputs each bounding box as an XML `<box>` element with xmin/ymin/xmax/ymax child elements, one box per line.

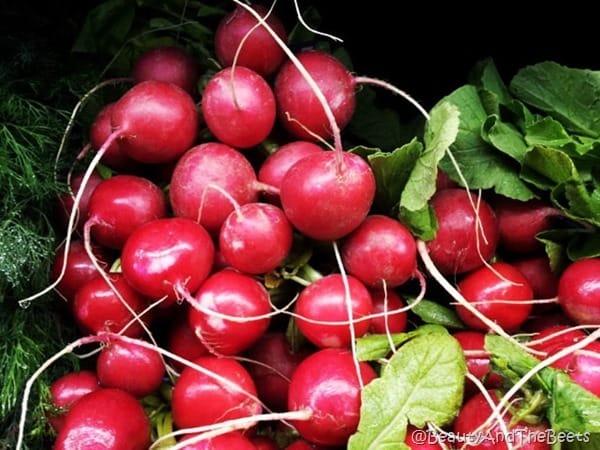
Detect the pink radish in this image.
<box><xmin>131</xmin><ymin>45</ymin><xmax>199</xmax><ymax>95</ymax></box>
<box><xmin>89</xmin><ymin>102</ymin><xmax>137</xmax><ymax>171</ymax></box>
<box><xmin>279</xmin><ymin>150</ymin><xmax>376</xmax><ymax>241</ymax></box>
<box><xmin>274</xmin><ymin>49</ymin><xmax>356</xmax><ymax>141</ymax></box>
<box><xmin>53</xmin><ymin>388</ymin><xmax>151</xmax><ymax>450</ymax></box>
<box><xmin>96</xmin><ymin>338</ymin><xmax>165</xmax><ymax>398</ymax></box>
<box><xmin>294</xmin><ymin>273</ymin><xmax>373</xmax><ymax>349</ymax></box>
<box><xmin>120</xmin><ymin>217</ymin><xmax>215</xmax><ymax>306</ymax></box>
<box><xmin>426</xmin><ymin>188</ymin><xmax>499</xmax><ymax>275</ymax></box>
<box><xmin>84</xmin><ymin>174</ymin><xmax>167</xmax><ymax>249</ymax></box>
<box><xmin>171</xmin><ymin>355</ymin><xmax>262</xmax><ymax>429</ymax></box>
<box><xmin>46</xmin><ymin>370</ymin><xmax>100</xmax><ymax>433</ymax></box>
<box><xmin>201</xmin><ymin>66</ymin><xmax>276</xmax><ymax>149</ymax></box>
<box><xmin>455</xmin><ymin>261</ymin><xmax>534</xmax><ymax>333</ymax></box>
<box><xmin>341</xmin><ymin>214</ymin><xmax>417</xmax><ymax>288</ymax></box>
<box><xmin>214</xmin><ymin>4</ymin><xmax>288</xmax><ymax>77</ymax></box>
<box><xmin>219</xmin><ymin>202</ymin><xmax>293</xmax><ymax>274</ymax></box>
<box><xmin>187</xmin><ymin>268</ymin><xmax>272</xmax><ymax>355</ymax></box>
<box><xmin>109</xmin><ymin>80</ymin><xmax>199</xmax><ymax>164</ymax></box>
<box><xmin>557</xmin><ymin>257</ymin><xmax>600</xmax><ymax>325</ymax></box>
<box><xmin>169</xmin><ymin>142</ymin><xmax>260</xmax><ymax>234</ymax></box>
<box><xmin>368</xmin><ymin>288</ymin><xmax>408</xmax><ymax>335</ymax></box>
<box><xmin>72</xmin><ymin>272</ymin><xmax>151</xmax><ymax>338</ymax></box>
<box><xmin>257</xmin><ymin>140</ymin><xmax>324</xmax><ymax>204</ymax></box>
<box><xmin>287</xmin><ymin>347</ymin><xmax>377</xmax><ymax>446</ymax></box>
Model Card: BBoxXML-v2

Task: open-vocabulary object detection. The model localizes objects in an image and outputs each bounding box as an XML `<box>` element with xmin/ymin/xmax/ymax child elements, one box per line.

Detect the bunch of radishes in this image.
<box><xmin>17</xmin><ymin>2</ymin><xmax>600</xmax><ymax>449</ymax></box>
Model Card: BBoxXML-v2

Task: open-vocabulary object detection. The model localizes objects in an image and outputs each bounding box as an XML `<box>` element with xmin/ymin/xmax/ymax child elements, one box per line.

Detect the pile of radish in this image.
<box><xmin>17</xmin><ymin>2</ymin><xmax>600</xmax><ymax>449</ymax></box>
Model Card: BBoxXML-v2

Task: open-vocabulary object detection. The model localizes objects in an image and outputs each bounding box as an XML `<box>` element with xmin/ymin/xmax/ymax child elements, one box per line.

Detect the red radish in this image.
<box><xmin>201</xmin><ymin>66</ymin><xmax>276</xmax><ymax>149</ymax></box>
<box><xmin>562</xmin><ymin>340</ymin><xmax>600</xmax><ymax>397</ymax></box>
<box><xmin>171</xmin><ymin>355</ymin><xmax>262</xmax><ymax>429</ymax></box>
<box><xmin>187</xmin><ymin>268</ymin><xmax>272</xmax><ymax>355</ymax></box>
<box><xmin>453</xmin><ymin>330</ymin><xmax>503</xmax><ymax>398</ymax></box>
<box><xmin>120</xmin><ymin>217</ymin><xmax>215</xmax><ymax>306</ymax></box>
<box><xmin>53</xmin><ymin>388</ymin><xmax>151</xmax><ymax>450</ymax></box>
<box><xmin>167</xmin><ymin>307</ymin><xmax>209</xmax><ymax>371</ymax></box>
<box><xmin>72</xmin><ymin>272</ymin><xmax>150</xmax><ymax>338</ymax></box>
<box><xmin>50</xmin><ymin>239</ymin><xmax>111</xmax><ymax>303</ymax></box>
<box><xmin>528</xmin><ymin>324</ymin><xmax>587</xmax><ymax>370</ymax></box>
<box><xmin>295</xmin><ymin>273</ymin><xmax>373</xmax><ymax>349</ymax></box>
<box><xmin>280</xmin><ymin>151</ymin><xmax>376</xmax><ymax>241</ymax></box>
<box><xmin>512</xmin><ymin>254</ymin><xmax>559</xmax><ymax>300</ymax></box>
<box><xmin>435</xmin><ymin>169</ymin><xmax>459</xmax><ymax>191</ymax></box>
<box><xmin>55</xmin><ymin>169</ymin><xmax>104</xmax><ymax>234</ymax></box>
<box><xmin>46</xmin><ymin>370</ymin><xmax>100</xmax><ymax>433</ymax></box>
<box><xmin>219</xmin><ymin>202</ymin><xmax>293</xmax><ymax>274</ymax></box>
<box><xmin>214</xmin><ymin>4</ymin><xmax>287</xmax><ymax>77</ymax></box>
<box><xmin>131</xmin><ymin>45</ymin><xmax>199</xmax><ymax>95</ymax></box>
<box><xmin>426</xmin><ymin>188</ymin><xmax>499</xmax><ymax>275</ymax></box>
<box><xmin>109</xmin><ymin>80</ymin><xmax>199</xmax><ymax>164</ymax></box>
<box><xmin>368</xmin><ymin>288</ymin><xmax>407</xmax><ymax>334</ymax></box>
<box><xmin>169</xmin><ymin>142</ymin><xmax>260</xmax><ymax>234</ymax></box>
<box><xmin>257</xmin><ymin>140</ymin><xmax>324</xmax><ymax>204</ymax></box>
<box><xmin>341</xmin><ymin>214</ymin><xmax>417</xmax><ymax>288</ymax></box>
<box><xmin>251</xmin><ymin>435</ymin><xmax>279</xmax><ymax>450</ymax></box>
<box><xmin>456</xmin><ymin>261</ymin><xmax>534</xmax><ymax>333</ymax></box>
<box><xmin>96</xmin><ymin>338</ymin><xmax>165</xmax><ymax>398</ymax></box>
<box><xmin>453</xmin><ymin>389</ymin><xmax>552</xmax><ymax>450</ymax></box>
<box><xmin>274</xmin><ymin>49</ymin><xmax>356</xmax><ymax>141</ymax></box>
<box><xmin>493</xmin><ymin>196</ymin><xmax>561</xmax><ymax>255</ymax></box>
<box><xmin>285</xmin><ymin>440</ymin><xmax>331</xmax><ymax>450</ymax></box>
<box><xmin>404</xmin><ymin>425</ymin><xmax>443</xmax><ymax>449</ymax></box>
<box><xmin>89</xmin><ymin>102</ymin><xmax>136</xmax><ymax>171</ymax></box>
<box><xmin>178</xmin><ymin>431</ymin><xmax>257</xmax><ymax>449</ymax></box>
<box><xmin>287</xmin><ymin>348</ymin><xmax>377</xmax><ymax>446</ymax></box>
<box><xmin>244</xmin><ymin>331</ymin><xmax>310</xmax><ymax>411</ymax></box>
<box><xmin>84</xmin><ymin>174</ymin><xmax>167</xmax><ymax>249</ymax></box>
<box><xmin>557</xmin><ymin>257</ymin><xmax>600</xmax><ymax>325</ymax></box>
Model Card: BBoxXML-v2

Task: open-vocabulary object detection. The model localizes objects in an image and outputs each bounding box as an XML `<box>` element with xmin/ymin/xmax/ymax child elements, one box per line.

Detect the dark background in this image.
<box><xmin>2</xmin><ymin>0</ymin><xmax>596</xmax><ymax>110</ymax></box>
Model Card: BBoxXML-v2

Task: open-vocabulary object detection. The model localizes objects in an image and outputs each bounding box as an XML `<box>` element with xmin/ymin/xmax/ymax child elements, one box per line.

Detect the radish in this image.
<box><xmin>251</xmin><ymin>435</ymin><xmax>279</xmax><ymax>450</ymax></box>
<box><xmin>201</xmin><ymin>66</ymin><xmax>276</xmax><ymax>149</ymax></box>
<box><xmin>53</xmin><ymin>388</ymin><xmax>151</xmax><ymax>450</ymax></box>
<box><xmin>285</xmin><ymin>440</ymin><xmax>330</xmax><ymax>450</ymax></box>
<box><xmin>46</xmin><ymin>370</ymin><xmax>100</xmax><ymax>433</ymax></box>
<box><xmin>279</xmin><ymin>150</ymin><xmax>376</xmax><ymax>241</ymax></box>
<box><xmin>341</xmin><ymin>214</ymin><xmax>417</xmax><ymax>288</ymax></box>
<box><xmin>178</xmin><ymin>430</ymin><xmax>257</xmax><ymax>449</ymax></box>
<box><xmin>219</xmin><ymin>202</ymin><xmax>293</xmax><ymax>274</ymax></box>
<box><xmin>368</xmin><ymin>288</ymin><xmax>408</xmax><ymax>335</ymax></box>
<box><xmin>55</xmin><ymin>169</ymin><xmax>104</xmax><ymax>234</ymax></box>
<box><xmin>108</xmin><ymin>80</ymin><xmax>199</xmax><ymax>164</ymax></box>
<box><xmin>96</xmin><ymin>337</ymin><xmax>165</xmax><ymax>398</ymax></box>
<box><xmin>84</xmin><ymin>174</ymin><xmax>167</xmax><ymax>249</ymax></box>
<box><xmin>166</xmin><ymin>307</ymin><xmax>209</xmax><ymax>371</ymax></box>
<box><xmin>131</xmin><ymin>45</ymin><xmax>199</xmax><ymax>95</ymax></box>
<box><xmin>72</xmin><ymin>272</ymin><xmax>151</xmax><ymax>338</ymax></box>
<box><xmin>453</xmin><ymin>330</ymin><xmax>503</xmax><ymax>398</ymax></box>
<box><xmin>171</xmin><ymin>355</ymin><xmax>262</xmax><ymax>429</ymax></box>
<box><xmin>492</xmin><ymin>196</ymin><xmax>561</xmax><ymax>255</ymax></box>
<box><xmin>426</xmin><ymin>188</ymin><xmax>499</xmax><ymax>275</ymax></box>
<box><xmin>187</xmin><ymin>268</ymin><xmax>272</xmax><ymax>355</ymax></box>
<box><xmin>557</xmin><ymin>257</ymin><xmax>600</xmax><ymax>325</ymax></box>
<box><xmin>50</xmin><ymin>239</ymin><xmax>111</xmax><ymax>303</ymax></box>
<box><xmin>169</xmin><ymin>142</ymin><xmax>260</xmax><ymax>234</ymax></box>
<box><xmin>287</xmin><ymin>347</ymin><xmax>377</xmax><ymax>446</ymax></box>
<box><xmin>453</xmin><ymin>389</ymin><xmax>552</xmax><ymax>450</ymax></box>
<box><xmin>274</xmin><ymin>49</ymin><xmax>356</xmax><ymax>141</ymax></box>
<box><xmin>214</xmin><ymin>4</ymin><xmax>288</xmax><ymax>77</ymax></box>
<box><xmin>244</xmin><ymin>331</ymin><xmax>310</xmax><ymax>411</ymax></box>
<box><xmin>89</xmin><ymin>102</ymin><xmax>137</xmax><ymax>171</ymax></box>
<box><xmin>455</xmin><ymin>261</ymin><xmax>534</xmax><ymax>333</ymax></box>
<box><xmin>257</xmin><ymin>140</ymin><xmax>324</xmax><ymax>204</ymax></box>
<box><xmin>294</xmin><ymin>273</ymin><xmax>373</xmax><ymax>349</ymax></box>
<box><xmin>120</xmin><ymin>217</ymin><xmax>215</xmax><ymax>306</ymax></box>
<box><xmin>528</xmin><ymin>324</ymin><xmax>587</xmax><ymax>370</ymax></box>
<box><xmin>512</xmin><ymin>254</ymin><xmax>559</xmax><ymax>300</ymax></box>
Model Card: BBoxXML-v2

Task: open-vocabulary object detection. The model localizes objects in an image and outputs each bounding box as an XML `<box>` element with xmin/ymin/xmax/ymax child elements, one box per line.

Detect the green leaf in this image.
<box><xmin>437</xmin><ymin>85</ymin><xmax>535</xmax><ymax>201</ymax></box>
<box><xmin>398</xmin><ymin>203</ymin><xmax>437</xmax><ymax>241</ymax></box>
<box><xmin>349</xmin><ymin>331</ymin><xmax>466</xmax><ymax>449</ymax></box>
<box><xmin>365</xmin><ymin>139</ymin><xmax>423</xmax><ymax>214</ymax></box>
<box><xmin>510</xmin><ymin>61</ymin><xmax>600</xmax><ymax>138</ymax></box>
<box><xmin>356</xmin><ymin>324</ymin><xmax>448</xmax><ymax>361</ymax></box>
<box><xmin>481</xmin><ymin>114</ymin><xmax>529</xmax><ymax>163</ymax></box>
<box><xmin>72</xmin><ymin>0</ymin><xmax>136</xmax><ymax>54</ymax></box>
<box><xmin>469</xmin><ymin>57</ymin><xmax>513</xmax><ymax>109</ymax></box>
<box><xmin>563</xmin><ymin>433</ymin><xmax>600</xmax><ymax>450</ymax></box>
<box><xmin>400</xmin><ymin>101</ymin><xmax>460</xmax><ymax>212</ymax></box>
<box><xmin>521</xmin><ymin>145</ymin><xmax>579</xmax><ymax>189</ymax></box>
<box><xmin>407</xmin><ymin>297</ymin><xmax>465</xmax><ymax>330</ymax></box>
